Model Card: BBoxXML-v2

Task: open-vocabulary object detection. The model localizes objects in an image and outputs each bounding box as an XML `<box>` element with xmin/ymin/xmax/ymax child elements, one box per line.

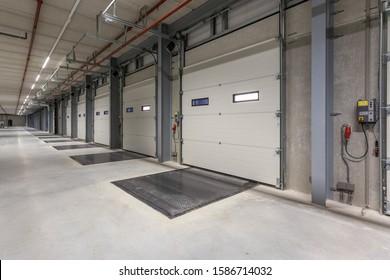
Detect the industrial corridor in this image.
<box><xmin>1</xmin><ymin>127</ymin><xmax>390</xmax><ymax>259</ymax></box>
<box><xmin>1</xmin><ymin>0</ymin><xmax>390</xmax><ymax>262</ymax></box>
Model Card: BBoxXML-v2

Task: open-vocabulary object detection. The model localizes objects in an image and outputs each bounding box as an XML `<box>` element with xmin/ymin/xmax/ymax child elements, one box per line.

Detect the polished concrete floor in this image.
<box><xmin>1</xmin><ymin>127</ymin><xmax>390</xmax><ymax>259</ymax></box>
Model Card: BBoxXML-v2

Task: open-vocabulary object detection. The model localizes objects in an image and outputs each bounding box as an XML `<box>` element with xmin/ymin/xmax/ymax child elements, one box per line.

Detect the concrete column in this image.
<box><xmin>157</xmin><ymin>24</ymin><xmax>172</xmax><ymax>162</ymax></box>
<box><xmin>311</xmin><ymin>0</ymin><xmax>334</xmax><ymax>206</ymax></box>
<box><xmin>110</xmin><ymin>58</ymin><xmax>121</xmax><ymax>149</ymax></box>
<box><xmin>71</xmin><ymin>87</ymin><xmax>78</xmax><ymax>138</ymax></box>
<box><xmin>86</xmin><ymin>75</ymin><xmax>94</xmax><ymax>142</ymax></box>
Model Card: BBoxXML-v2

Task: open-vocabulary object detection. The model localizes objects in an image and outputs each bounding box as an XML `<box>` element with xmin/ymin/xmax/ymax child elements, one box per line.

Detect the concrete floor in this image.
<box><xmin>1</xmin><ymin>127</ymin><xmax>390</xmax><ymax>259</ymax></box>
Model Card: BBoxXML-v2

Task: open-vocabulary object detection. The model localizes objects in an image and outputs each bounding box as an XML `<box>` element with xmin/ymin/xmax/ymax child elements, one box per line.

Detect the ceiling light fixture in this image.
<box><xmin>42</xmin><ymin>56</ymin><xmax>50</xmax><ymax>68</ymax></box>
<box><xmin>35</xmin><ymin>74</ymin><xmax>40</xmax><ymax>81</ymax></box>
<box><xmin>31</xmin><ymin>84</ymin><xmax>35</xmax><ymax>90</ymax></box>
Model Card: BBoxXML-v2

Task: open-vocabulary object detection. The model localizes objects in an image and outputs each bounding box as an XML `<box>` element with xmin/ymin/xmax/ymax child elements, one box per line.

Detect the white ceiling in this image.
<box><xmin>0</xmin><ymin>0</ymin><xmax>207</xmax><ymax>115</ymax></box>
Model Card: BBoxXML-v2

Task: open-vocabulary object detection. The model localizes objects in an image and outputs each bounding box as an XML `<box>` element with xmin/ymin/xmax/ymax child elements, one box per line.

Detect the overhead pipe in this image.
<box><xmin>55</xmin><ymin>0</ymin><xmax>193</xmax><ymax>94</ymax></box>
<box><xmin>48</xmin><ymin>0</ymin><xmax>80</xmax><ymax>59</ymax></box>
<box><xmin>19</xmin><ymin>0</ymin><xmax>80</xmax><ymax>114</ymax></box>
<box><xmin>102</xmin><ymin>0</ymin><xmax>117</xmax><ymax>15</ymax></box>
<box><xmin>35</xmin><ymin>0</ymin><xmax>80</xmax><ymax>97</ymax></box>
<box><xmin>15</xmin><ymin>0</ymin><xmax>43</xmax><ymax>114</ymax></box>
<box><xmin>54</xmin><ymin>0</ymin><xmax>168</xmax><ymax>94</ymax></box>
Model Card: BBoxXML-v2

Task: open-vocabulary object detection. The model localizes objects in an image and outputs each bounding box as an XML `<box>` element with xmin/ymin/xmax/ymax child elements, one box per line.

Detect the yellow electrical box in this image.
<box><xmin>357</xmin><ymin>100</ymin><xmax>369</xmax><ymax>107</ymax></box>
<box><xmin>357</xmin><ymin>99</ymin><xmax>376</xmax><ymax>123</ymax></box>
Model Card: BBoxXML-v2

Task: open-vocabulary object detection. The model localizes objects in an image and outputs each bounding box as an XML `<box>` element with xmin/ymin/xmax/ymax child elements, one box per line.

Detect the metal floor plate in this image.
<box><xmin>38</xmin><ymin>136</ymin><xmax>62</xmax><ymax>139</ymax></box>
<box><xmin>70</xmin><ymin>151</ymin><xmax>148</xmax><ymax>165</ymax></box>
<box><xmin>44</xmin><ymin>139</ymin><xmax>77</xmax><ymax>143</ymax></box>
<box><xmin>53</xmin><ymin>144</ymin><xmax>99</xmax><ymax>150</ymax></box>
<box><xmin>31</xmin><ymin>133</ymin><xmax>53</xmax><ymax>136</ymax></box>
<box><xmin>112</xmin><ymin>168</ymin><xmax>256</xmax><ymax>219</ymax></box>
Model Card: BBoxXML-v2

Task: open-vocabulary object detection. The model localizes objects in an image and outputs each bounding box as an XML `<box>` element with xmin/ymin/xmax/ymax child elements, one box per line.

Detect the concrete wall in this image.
<box><xmin>124</xmin><ymin>66</ymin><xmax>155</xmax><ymax>86</ymax></box>
<box><xmin>286</xmin><ymin>2</ymin><xmax>312</xmax><ymax>194</ymax></box>
<box><xmin>332</xmin><ymin>0</ymin><xmax>380</xmax><ymax>209</ymax></box>
<box><xmin>185</xmin><ymin>15</ymin><xmax>279</xmax><ymax>66</ymax></box>
<box><xmin>0</xmin><ymin>114</ymin><xmax>26</xmax><ymax>126</ymax></box>
<box><xmin>285</xmin><ymin>0</ymin><xmax>380</xmax><ymax>209</ymax></box>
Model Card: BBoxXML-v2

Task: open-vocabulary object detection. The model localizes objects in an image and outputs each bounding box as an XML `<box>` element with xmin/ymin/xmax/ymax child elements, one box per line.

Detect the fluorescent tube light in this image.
<box><xmin>42</xmin><ymin>56</ymin><xmax>50</xmax><ymax>68</ymax></box>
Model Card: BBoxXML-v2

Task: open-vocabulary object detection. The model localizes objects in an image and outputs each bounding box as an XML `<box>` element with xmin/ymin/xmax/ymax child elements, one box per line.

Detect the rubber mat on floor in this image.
<box><xmin>53</xmin><ymin>144</ymin><xmax>100</xmax><ymax>150</ymax></box>
<box><xmin>70</xmin><ymin>151</ymin><xmax>148</xmax><ymax>165</ymax></box>
<box><xmin>44</xmin><ymin>139</ymin><xmax>78</xmax><ymax>143</ymax></box>
<box><xmin>112</xmin><ymin>168</ymin><xmax>256</xmax><ymax>219</ymax></box>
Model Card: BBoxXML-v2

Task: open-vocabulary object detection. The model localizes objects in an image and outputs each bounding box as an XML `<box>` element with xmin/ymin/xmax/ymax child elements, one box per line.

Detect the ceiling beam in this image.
<box><xmin>0</xmin><ymin>104</ymin><xmax>7</xmax><ymax>114</ymax></box>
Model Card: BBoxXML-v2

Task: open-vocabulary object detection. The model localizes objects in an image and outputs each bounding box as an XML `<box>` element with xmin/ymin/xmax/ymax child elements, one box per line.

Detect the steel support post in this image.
<box><xmin>379</xmin><ymin>0</ymin><xmax>388</xmax><ymax>214</ymax></box>
<box><xmin>279</xmin><ymin>0</ymin><xmax>287</xmax><ymax>190</ymax></box>
<box><xmin>71</xmin><ymin>86</ymin><xmax>78</xmax><ymax>138</ymax></box>
<box><xmin>157</xmin><ymin>24</ymin><xmax>172</xmax><ymax>162</ymax></box>
<box><xmin>49</xmin><ymin>103</ymin><xmax>54</xmax><ymax>133</ymax></box>
<box><xmin>85</xmin><ymin>75</ymin><xmax>94</xmax><ymax>142</ymax></box>
<box><xmin>62</xmin><ymin>97</ymin><xmax>67</xmax><ymax>135</ymax></box>
<box><xmin>311</xmin><ymin>0</ymin><xmax>334</xmax><ymax>206</ymax></box>
<box><xmin>110</xmin><ymin>57</ymin><xmax>121</xmax><ymax>149</ymax></box>
<box><xmin>55</xmin><ymin>99</ymin><xmax>60</xmax><ymax>134</ymax></box>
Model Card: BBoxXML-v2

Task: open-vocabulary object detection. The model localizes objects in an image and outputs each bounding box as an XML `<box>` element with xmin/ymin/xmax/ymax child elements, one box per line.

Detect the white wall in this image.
<box><xmin>0</xmin><ymin>114</ymin><xmax>26</xmax><ymax>126</ymax></box>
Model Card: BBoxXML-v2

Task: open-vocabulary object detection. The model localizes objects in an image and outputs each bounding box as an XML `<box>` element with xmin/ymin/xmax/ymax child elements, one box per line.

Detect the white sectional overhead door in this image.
<box><xmin>182</xmin><ymin>40</ymin><xmax>280</xmax><ymax>185</ymax></box>
<box><xmin>94</xmin><ymin>85</ymin><xmax>110</xmax><ymax>146</ymax></box>
<box><xmin>122</xmin><ymin>78</ymin><xmax>156</xmax><ymax>157</ymax></box>
<box><xmin>77</xmin><ymin>94</ymin><xmax>86</xmax><ymax>140</ymax></box>
<box><xmin>66</xmin><ymin>103</ymin><xmax>71</xmax><ymax>136</ymax></box>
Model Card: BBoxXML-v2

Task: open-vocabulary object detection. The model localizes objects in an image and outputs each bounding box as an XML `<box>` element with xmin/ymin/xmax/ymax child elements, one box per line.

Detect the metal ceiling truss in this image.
<box><xmin>101</xmin><ymin>13</ymin><xmax>170</xmax><ymax>40</ymax></box>
<box><xmin>85</xmin><ymin>32</ymin><xmax>155</xmax><ymax>53</ymax></box>
<box><xmin>59</xmin><ymin>65</ymin><xmax>104</xmax><ymax>74</ymax></box>
<box><xmin>31</xmin><ymin>0</ymin><xmax>199</xmax><ymax>106</ymax></box>
<box><xmin>45</xmin><ymin>0</ymin><xmax>161</xmax><ymax>101</ymax></box>
<box><xmin>49</xmin><ymin>0</ymin><xmax>192</xmax><ymax>100</ymax></box>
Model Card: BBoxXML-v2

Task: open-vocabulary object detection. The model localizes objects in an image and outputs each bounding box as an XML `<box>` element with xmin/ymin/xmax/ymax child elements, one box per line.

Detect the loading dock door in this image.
<box><xmin>122</xmin><ymin>78</ymin><xmax>156</xmax><ymax>157</ymax></box>
<box><xmin>94</xmin><ymin>85</ymin><xmax>110</xmax><ymax>146</ymax></box>
<box><xmin>66</xmin><ymin>103</ymin><xmax>71</xmax><ymax>136</ymax></box>
<box><xmin>182</xmin><ymin>40</ymin><xmax>280</xmax><ymax>185</ymax></box>
<box><xmin>77</xmin><ymin>95</ymin><xmax>86</xmax><ymax>140</ymax></box>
